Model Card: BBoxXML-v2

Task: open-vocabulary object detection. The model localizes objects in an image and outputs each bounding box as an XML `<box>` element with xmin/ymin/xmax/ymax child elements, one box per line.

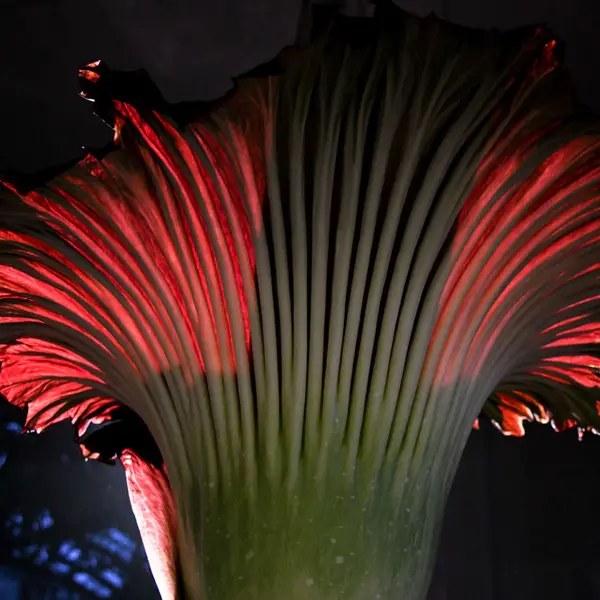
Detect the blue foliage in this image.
<box><xmin>3</xmin><ymin>421</ymin><xmax>21</xmax><ymax>433</ymax></box>
<box><xmin>100</xmin><ymin>567</ymin><xmax>125</xmax><ymax>589</ymax></box>
<box><xmin>38</xmin><ymin>509</ymin><xmax>55</xmax><ymax>530</ymax></box>
<box><xmin>0</xmin><ymin>433</ymin><xmax>154</xmax><ymax>597</ymax></box>
<box><xmin>33</xmin><ymin>544</ymin><xmax>49</xmax><ymax>565</ymax></box>
<box><xmin>73</xmin><ymin>572</ymin><xmax>112</xmax><ymax>598</ymax></box>
<box><xmin>59</xmin><ymin>541</ymin><xmax>82</xmax><ymax>563</ymax></box>
<box><xmin>49</xmin><ymin>561</ymin><xmax>72</xmax><ymax>575</ymax></box>
<box><xmin>87</xmin><ymin>529</ymin><xmax>135</xmax><ymax>563</ymax></box>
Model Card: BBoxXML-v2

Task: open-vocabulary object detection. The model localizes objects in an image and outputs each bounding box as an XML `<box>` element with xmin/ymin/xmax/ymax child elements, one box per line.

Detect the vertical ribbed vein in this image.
<box><xmin>337</xmin><ymin>75</ymin><xmax>396</xmax><ymax>449</ymax></box>
<box><xmin>287</xmin><ymin>62</ymin><xmax>315</xmax><ymax>490</ymax></box>
<box><xmin>317</xmin><ymin>47</ymin><xmax>383</xmax><ymax>482</ymax></box>
<box><xmin>304</xmin><ymin>55</ymin><xmax>347</xmax><ymax>467</ymax></box>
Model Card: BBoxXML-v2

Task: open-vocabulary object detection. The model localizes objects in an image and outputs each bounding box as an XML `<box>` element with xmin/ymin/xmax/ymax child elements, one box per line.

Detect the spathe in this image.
<box><xmin>2</xmin><ymin>6</ymin><xmax>600</xmax><ymax>599</ymax></box>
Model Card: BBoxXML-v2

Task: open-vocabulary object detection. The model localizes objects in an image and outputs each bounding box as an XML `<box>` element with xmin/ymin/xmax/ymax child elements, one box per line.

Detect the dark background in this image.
<box><xmin>1</xmin><ymin>1</ymin><xmax>600</xmax><ymax>598</ymax></box>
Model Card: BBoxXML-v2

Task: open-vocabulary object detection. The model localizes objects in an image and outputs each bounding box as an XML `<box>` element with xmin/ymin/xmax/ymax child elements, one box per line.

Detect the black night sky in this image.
<box><xmin>2</xmin><ymin>1</ymin><xmax>600</xmax><ymax>599</ymax></box>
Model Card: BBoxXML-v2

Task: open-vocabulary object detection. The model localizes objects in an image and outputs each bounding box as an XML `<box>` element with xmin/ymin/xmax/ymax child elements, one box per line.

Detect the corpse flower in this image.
<box><xmin>2</xmin><ymin>4</ymin><xmax>600</xmax><ymax>599</ymax></box>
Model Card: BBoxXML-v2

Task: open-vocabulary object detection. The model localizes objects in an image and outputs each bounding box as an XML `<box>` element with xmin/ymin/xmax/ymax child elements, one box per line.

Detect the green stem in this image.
<box><xmin>174</xmin><ymin>445</ymin><xmax>454</xmax><ymax>600</ymax></box>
